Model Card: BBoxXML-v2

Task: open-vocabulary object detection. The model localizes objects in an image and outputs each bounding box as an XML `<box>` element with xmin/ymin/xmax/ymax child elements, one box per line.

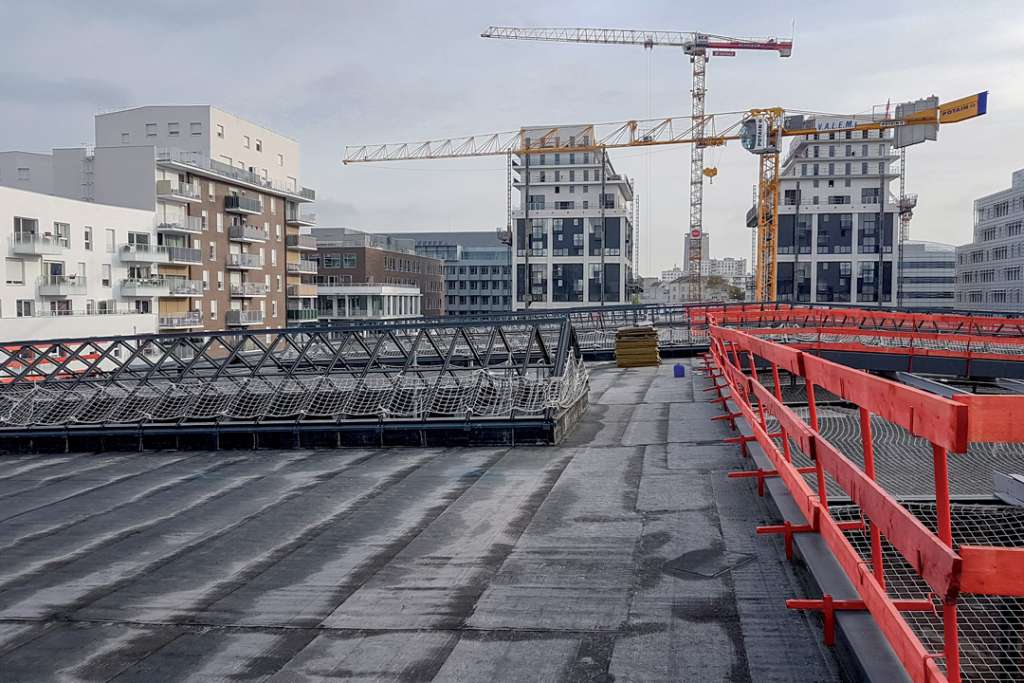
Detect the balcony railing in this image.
<box><xmin>157</xmin><ymin>216</ymin><xmax>204</xmax><ymax>234</ymax></box>
<box><xmin>225</xmin><ymin>309</ymin><xmax>265</xmax><ymax>326</ymax></box>
<box><xmin>158</xmin><ymin>311</ymin><xmax>203</xmax><ymax>329</ymax></box>
<box><xmin>37</xmin><ymin>275</ymin><xmax>87</xmax><ymax>296</ymax></box>
<box><xmin>156</xmin><ymin>179</ymin><xmax>201</xmax><ymax>202</ymax></box>
<box><xmin>156</xmin><ymin>148</ymin><xmax>315</xmax><ymax>201</ymax></box>
<box><xmin>287</xmin><ymin>283</ymin><xmax>318</xmax><ymax>298</ymax></box>
<box><xmin>228</xmin><ymin>224</ymin><xmax>269</xmax><ymax>242</ymax></box>
<box><xmin>120</xmin><ymin>277</ymin><xmax>170</xmax><ymax>296</ymax></box>
<box><xmin>230</xmin><ymin>282</ymin><xmax>269</xmax><ymax>297</ymax></box>
<box><xmin>120</xmin><ymin>244</ymin><xmax>170</xmax><ymax>262</ymax></box>
<box><xmin>166</xmin><ymin>246</ymin><xmax>202</xmax><ymax>265</ymax></box>
<box><xmin>285</xmin><ymin>234</ymin><xmax>317</xmax><ymax>251</ymax></box>
<box><xmin>287</xmin><ymin>260</ymin><xmax>318</xmax><ymax>275</ymax></box>
<box><xmin>287</xmin><ymin>308</ymin><xmax>319</xmax><ymax>322</ymax></box>
<box><xmin>285</xmin><ymin>212</ymin><xmax>317</xmax><ymax>226</ymax></box>
<box><xmin>166</xmin><ymin>279</ymin><xmax>204</xmax><ymax>296</ymax></box>
<box><xmin>226</xmin><ymin>253</ymin><xmax>263</xmax><ymax>269</ymax></box>
<box><xmin>12</xmin><ymin>235</ymin><xmax>66</xmax><ymax>256</ymax></box>
<box><xmin>224</xmin><ymin>195</ymin><xmax>263</xmax><ymax>214</ymax></box>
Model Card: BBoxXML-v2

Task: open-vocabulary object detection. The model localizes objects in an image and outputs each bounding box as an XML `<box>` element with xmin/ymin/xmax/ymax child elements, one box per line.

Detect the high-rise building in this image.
<box><xmin>0</xmin><ymin>186</ymin><xmax>158</xmax><ymax>339</ymax></box>
<box><xmin>0</xmin><ymin>106</ymin><xmax>318</xmax><ymax>332</ymax></box>
<box><xmin>311</xmin><ymin>227</ymin><xmax>445</xmax><ymax>321</ymax></box>
<box><xmin>955</xmin><ymin>169</ymin><xmax>1024</xmax><ymax>312</ymax></box>
<box><xmin>381</xmin><ymin>231</ymin><xmax>512</xmax><ymax>316</ymax></box>
<box><xmin>899</xmin><ymin>240</ymin><xmax>955</xmax><ymax>308</ymax></box>
<box><xmin>512</xmin><ymin>125</ymin><xmax>635</xmax><ymax>309</ymax></box>
<box><xmin>756</xmin><ymin>119</ymin><xmax>899</xmax><ymax>305</ymax></box>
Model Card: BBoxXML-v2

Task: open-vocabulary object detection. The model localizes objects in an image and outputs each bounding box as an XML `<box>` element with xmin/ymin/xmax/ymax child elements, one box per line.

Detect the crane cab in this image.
<box><xmin>740</xmin><ymin>116</ymin><xmax>780</xmax><ymax>155</ymax></box>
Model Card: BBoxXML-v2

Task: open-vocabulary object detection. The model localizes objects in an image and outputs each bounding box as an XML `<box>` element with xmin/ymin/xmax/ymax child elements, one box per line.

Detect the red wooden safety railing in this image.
<box><xmin>704</xmin><ymin>316</ymin><xmax>1024</xmax><ymax>683</ymax></box>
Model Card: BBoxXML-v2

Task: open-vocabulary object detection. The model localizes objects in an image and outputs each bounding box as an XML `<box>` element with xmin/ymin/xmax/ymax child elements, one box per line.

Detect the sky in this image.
<box><xmin>1</xmin><ymin>1</ymin><xmax>1021</xmax><ymax>276</ymax></box>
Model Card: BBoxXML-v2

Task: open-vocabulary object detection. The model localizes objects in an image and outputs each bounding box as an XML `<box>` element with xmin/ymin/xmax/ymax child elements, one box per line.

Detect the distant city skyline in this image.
<box><xmin>0</xmin><ymin>1</ymin><xmax>1020</xmax><ymax>276</ymax></box>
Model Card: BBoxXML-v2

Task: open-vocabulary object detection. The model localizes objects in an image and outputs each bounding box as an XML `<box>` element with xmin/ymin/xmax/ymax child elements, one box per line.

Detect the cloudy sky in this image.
<box><xmin>2</xmin><ymin>1</ymin><xmax>1021</xmax><ymax>275</ymax></box>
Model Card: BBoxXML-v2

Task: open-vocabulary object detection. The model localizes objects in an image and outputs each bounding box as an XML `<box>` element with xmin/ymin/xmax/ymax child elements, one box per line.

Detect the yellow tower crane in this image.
<box><xmin>343</xmin><ymin>92</ymin><xmax>988</xmax><ymax>303</ymax></box>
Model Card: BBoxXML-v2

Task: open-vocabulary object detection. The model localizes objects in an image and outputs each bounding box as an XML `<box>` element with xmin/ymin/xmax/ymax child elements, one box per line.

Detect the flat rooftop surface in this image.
<box><xmin>0</xmin><ymin>361</ymin><xmax>840</xmax><ymax>682</ymax></box>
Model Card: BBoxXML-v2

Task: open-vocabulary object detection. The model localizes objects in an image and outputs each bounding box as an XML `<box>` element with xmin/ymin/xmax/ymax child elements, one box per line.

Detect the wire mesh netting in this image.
<box><xmin>0</xmin><ymin>319</ymin><xmax>590</xmax><ymax>429</ymax></box>
<box><xmin>832</xmin><ymin>502</ymin><xmax>1024</xmax><ymax>682</ymax></box>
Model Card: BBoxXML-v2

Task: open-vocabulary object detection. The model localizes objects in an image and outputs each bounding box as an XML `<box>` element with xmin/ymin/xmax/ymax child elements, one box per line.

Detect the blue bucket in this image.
<box><xmin>673</xmin><ymin>363</ymin><xmax>686</xmax><ymax>378</ymax></box>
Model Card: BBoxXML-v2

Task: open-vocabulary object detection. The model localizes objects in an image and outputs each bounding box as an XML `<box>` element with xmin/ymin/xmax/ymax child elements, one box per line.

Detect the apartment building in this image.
<box><xmin>683</xmin><ymin>231</ymin><xmax>710</xmax><ymax>276</ymax></box>
<box><xmin>0</xmin><ymin>106</ymin><xmax>318</xmax><ymax>332</ymax></box>
<box><xmin>1</xmin><ymin>186</ymin><xmax>157</xmax><ymax>340</ymax></box>
<box><xmin>899</xmin><ymin>240</ymin><xmax>955</xmax><ymax>308</ymax></box>
<box><xmin>755</xmin><ymin>118</ymin><xmax>899</xmax><ymax>305</ymax></box>
<box><xmin>955</xmin><ymin>169</ymin><xmax>1024</xmax><ymax>312</ymax></box>
<box><xmin>382</xmin><ymin>231</ymin><xmax>512</xmax><ymax>316</ymax></box>
<box><xmin>311</xmin><ymin>228</ymin><xmax>444</xmax><ymax>321</ymax></box>
<box><xmin>512</xmin><ymin>125</ymin><xmax>635</xmax><ymax>309</ymax></box>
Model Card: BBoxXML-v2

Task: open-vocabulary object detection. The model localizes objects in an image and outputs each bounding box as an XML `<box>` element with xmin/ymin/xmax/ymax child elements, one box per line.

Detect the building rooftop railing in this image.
<box><xmin>155</xmin><ymin>148</ymin><xmax>315</xmax><ymax>201</ymax></box>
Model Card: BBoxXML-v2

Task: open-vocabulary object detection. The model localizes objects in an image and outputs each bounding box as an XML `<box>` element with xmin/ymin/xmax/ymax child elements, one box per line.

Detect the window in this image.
<box><xmin>343</xmin><ymin>253</ymin><xmax>357</xmax><ymax>268</ymax></box>
<box><xmin>208</xmin><ymin>243</ymin><xmax>216</xmax><ymax>261</ymax></box>
<box><xmin>105</xmin><ymin>228</ymin><xmax>115</xmax><ymax>252</ymax></box>
<box><xmin>202</xmin><ymin>270</ymin><xmax>209</xmax><ymax>290</ymax></box>
<box><xmin>272</xmin><ymin>300</ymin><xmax>278</xmax><ymax>318</ymax></box>
<box><xmin>216</xmin><ymin>212</ymin><xmax>223</xmax><ymax>233</ymax></box>
<box><xmin>101</xmin><ymin>264</ymin><xmax>111</xmax><ymax>287</ymax></box>
<box><xmin>277</xmin><ymin>153</ymin><xmax>284</xmax><ymax>167</ymax></box>
<box><xmin>5</xmin><ymin>258</ymin><xmax>24</xmax><ymax>284</ymax></box>
<box><xmin>54</xmin><ymin>222</ymin><xmax>70</xmax><ymax>247</ymax></box>
<box><xmin>120</xmin><ymin>133</ymin><xmax>129</xmax><ymax>144</ymax></box>
<box><xmin>83</xmin><ymin>226</ymin><xmax>92</xmax><ymax>250</ymax></box>
<box><xmin>255</xmin><ymin>139</ymin><xmax>262</xmax><ymax>152</ymax></box>
<box><xmin>168</xmin><ymin>122</ymin><xmax>179</xmax><ymax>136</ymax></box>
<box><xmin>243</xmin><ymin>135</ymin><xmax>251</xmax><ymax>149</ymax></box>
<box><xmin>216</xmin><ymin>124</ymin><xmax>224</xmax><ymax>138</ymax></box>
<box><xmin>145</xmin><ymin>123</ymin><xmax>157</xmax><ymax>137</ymax></box>
<box><xmin>216</xmin><ymin>271</ymin><xmax>223</xmax><ymax>291</ymax></box>
<box><xmin>17</xmin><ymin>167</ymin><xmax>30</xmax><ymax>181</ymax></box>
<box><xmin>16</xmin><ymin>300</ymin><xmax>34</xmax><ymax>317</ymax></box>
<box><xmin>209</xmin><ymin>300</ymin><xmax>217</xmax><ymax>319</ymax></box>
<box><xmin>271</xmin><ymin>249</ymin><xmax>277</xmax><ymax>267</ymax></box>
<box><xmin>191</xmin><ymin>122</ymin><xmax>202</xmax><ymax>136</ymax></box>
<box><xmin>277</xmin><ymin>275</ymin><xmax>282</xmax><ymax>292</ymax></box>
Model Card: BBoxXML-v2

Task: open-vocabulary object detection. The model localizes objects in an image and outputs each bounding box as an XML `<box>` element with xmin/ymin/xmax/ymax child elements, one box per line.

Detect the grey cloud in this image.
<box><xmin>0</xmin><ymin>72</ymin><xmax>132</xmax><ymax>109</ymax></box>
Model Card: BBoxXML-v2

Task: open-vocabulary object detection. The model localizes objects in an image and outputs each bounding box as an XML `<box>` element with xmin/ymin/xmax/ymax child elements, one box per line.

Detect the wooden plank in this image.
<box><xmin>950</xmin><ymin>394</ymin><xmax>1024</xmax><ymax>443</ymax></box>
<box><xmin>959</xmin><ymin>546</ymin><xmax>1024</xmax><ymax>596</ymax></box>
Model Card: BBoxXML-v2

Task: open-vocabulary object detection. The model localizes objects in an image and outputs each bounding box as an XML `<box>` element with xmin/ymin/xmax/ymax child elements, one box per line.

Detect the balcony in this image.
<box><xmin>287</xmin><ymin>259</ymin><xmax>318</xmax><ymax>275</ymax></box>
<box><xmin>300</xmin><ymin>187</ymin><xmax>316</xmax><ymax>201</ymax></box>
<box><xmin>228</xmin><ymin>224</ymin><xmax>269</xmax><ymax>243</ymax></box>
<box><xmin>287</xmin><ymin>283</ymin><xmax>318</xmax><ymax>298</ymax></box>
<box><xmin>166</xmin><ymin>246</ymin><xmax>202</xmax><ymax>265</ymax></box>
<box><xmin>166</xmin><ymin>279</ymin><xmax>203</xmax><ymax>296</ymax></box>
<box><xmin>287</xmin><ymin>308</ymin><xmax>319</xmax><ymax>322</ymax></box>
<box><xmin>156</xmin><ymin>179</ymin><xmax>202</xmax><ymax>203</ymax></box>
<box><xmin>120</xmin><ymin>244</ymin><xmax>170</xmax><ymax>263</ymax></box>
<box><xmin>12</xmin><ymin>235</ymin><xmax>66</xmax><ymax>256</ymax></box>
<box><xmin>286</xmin><ymin>212</ymin><xmax>317</xmax><ymax>227</ymax></box>
<box><xmin>38</xmin><ymin>275</ymin><xmax>87</xmax><ymax>296</ymax></box>
<box><xmin>157</xmin><ymin>216</ymin><xmax>204</xmax><ymax>235</ymax></box>
<box><xmin>224</xmin><ymin>195</ymin><xmax>262</xmax><ymax>214</ymax></box>
<box><xmin>230</xmin><ymin>281</ymin><xmax>269</xmax><ymax>297</ymax></box>
<box><xmin>159</xmin><ymin>311</ymin><xmax>203</xmax><ymax>329</ymax></box>
<box><xmin>226</xmin><ymin>253</ymin><xmax>263</xmax><ymax>270</ymax></box>
<box><xmin>120</xmin><ymin>277</ymin><xmax>170</xmax><ymax>297</ymax></box>
<box><xmin>285</xmin><ymin>234</ymin><xmax>317</xmax><ymax>251</ymax></box>
<box><xmin>225</xmin><ymin>309</ymin><xmax>264</xmax><ymax>326</ymax></box>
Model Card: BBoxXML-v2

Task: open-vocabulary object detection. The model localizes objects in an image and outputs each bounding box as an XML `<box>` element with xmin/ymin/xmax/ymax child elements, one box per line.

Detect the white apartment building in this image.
<box><xmin>94</xmin><ymin>106</ymin><xmax>303</xmax><ymax>195</ymax></box>
<box><xmin>512</xmin><ymin>125</ymin><xmax>635</xmax><ymax>309</ymax></box>
<box><xmin>899</xmin><ymin>240</ymin><xmax>955</xmax><ymax>308</ymax></box>
<box><xmin>0</xmin><ymin>106</ymin><xmax>318</xmax><ymax>334</ymax></box>
<box><xmin>1</xmin><ymin>186</ymin><xmax>157</xmax><ymax>340</ymax></box>
<box><xmin>955</xmin><ymin>169</ymin><xmax>1024</xmax><ymax>312</ymax></box>
<box><xmin>758</xmin><ymin>118</ymin><xmax>899</xmax><ymax>305</ymax></box>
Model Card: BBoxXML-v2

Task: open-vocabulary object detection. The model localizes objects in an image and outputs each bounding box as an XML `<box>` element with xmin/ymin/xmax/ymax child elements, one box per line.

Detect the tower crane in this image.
<box><xmin>480</xmin><ymin>25</ymin><xmax>793</xmax><ymax>301</ymax></box>
<box><xmin>343</xmin><ymin>91</ymin><xmax>987</xmax><ymax>304</ymax></box>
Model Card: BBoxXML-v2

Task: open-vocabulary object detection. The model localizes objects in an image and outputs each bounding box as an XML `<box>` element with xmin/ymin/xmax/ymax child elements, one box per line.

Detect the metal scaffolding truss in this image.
<box><xmin>0</xmin><ymin>317</ymin><xmax>589</xmax><ymax>433</ymax></box>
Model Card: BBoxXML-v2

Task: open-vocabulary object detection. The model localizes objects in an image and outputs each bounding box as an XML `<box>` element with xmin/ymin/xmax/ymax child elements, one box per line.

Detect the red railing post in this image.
<box><xmin>859</xmin><ymin>407</ymin><xmax>885</xmax><ymax>589</ymax></box>
<box><xmin>932</xmin><ymin>442</ymin><xmax>960</xmax><ymax>683</ymax></box>
<box><xmin>806</xmin><ymin>381</ymin><xmax>828</xmax><ymax>507</ymax></box>
<box><xmin>771</xmin><ymin>362</ymin><xmax>792</xmax><ymax>463</ymax></box>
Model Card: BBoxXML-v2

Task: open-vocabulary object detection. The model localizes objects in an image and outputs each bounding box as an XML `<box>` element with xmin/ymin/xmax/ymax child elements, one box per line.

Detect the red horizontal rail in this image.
<box><xmin>959</xmin><ymin>546</ymin><xmax>1024</xmax><ymax>595</ymax></box>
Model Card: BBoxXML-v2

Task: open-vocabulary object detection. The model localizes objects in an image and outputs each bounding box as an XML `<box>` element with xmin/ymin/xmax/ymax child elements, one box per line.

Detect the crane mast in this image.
<box><xmin>481</xmin><ymin>25</ymin><xmax>793</xmax><ymax>302</ymax></box>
